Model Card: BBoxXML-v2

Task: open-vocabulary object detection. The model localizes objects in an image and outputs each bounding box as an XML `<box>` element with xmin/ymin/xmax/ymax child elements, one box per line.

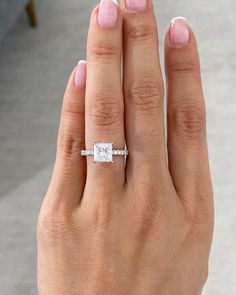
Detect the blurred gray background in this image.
<box><xmin>0</xmin><ymin>0</ymin><xmax>235</xmax><ymax>294</ymax></box>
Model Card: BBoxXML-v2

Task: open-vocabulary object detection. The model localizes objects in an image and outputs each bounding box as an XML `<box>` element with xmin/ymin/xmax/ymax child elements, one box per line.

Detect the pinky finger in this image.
<box><xmin>45</xmin><ymin>61</ymin><xmax>87</xmax><ymax>210</ymax></box>
<box><xmin>165</xmin><ymin>19</ymin><xmax>213</xmax><ymax>212</ymax></box>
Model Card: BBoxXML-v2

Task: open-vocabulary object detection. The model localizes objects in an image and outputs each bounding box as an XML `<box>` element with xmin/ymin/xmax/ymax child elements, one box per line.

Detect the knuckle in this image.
<box><xmin>83</xmin><ymin>199</ymin><xmax>114</xmax><ymax>234</ymax></box>
<box><xmin>137</xmin><ymin>207</ymin><xmax>157</xmax><ymax>236</ymax></box>
<box><xmin>84</xmin><ymin>190</ymin><xmax>121</xmax><ymax>231</ymax></box>
<box><xmin>63</xmin><ymin>99</ymin><xmax>85</xmax><ymax>117</ymax></box>
<box><xmin>58</xmin><ymin>129</ymin><xmax>84</xmax><ymax>160</ymax></box>
<box><xmin>89</xmin><ymin>43</ymin><xmax>119</xmax><ymax>62</ymax></box>
<box><xmin>131</xmin><ymin>192</ymin><xmax>164</xmax><ymax>239</ymax></box>
<box><xmin>134</xmin><ymin>207</ymin><xmax>165</xmax><ymax>241</ymax></box>
<box><xmin>167</xmin><ymin>60</ymin><xmax>199</xmax><ymax>78</ymax></box>
<box><xmin>89</xmin><ymin>92</ymin><xmax>122</xmax><ymax>128</ymax></box>
<box><xmin>172</xmin><ymin>102</ymin><xmax>206</xmax><ymax>138</ymax></box>
<box><xmin>92</xmin><ymin>203</ymin><xmax>112</xmax><ymax>230</ymax></box>
<box><xmin>127</xmin><ymin>78</ymin><xmax>163</xmax><ymax>114</ymax></box>
<box><xmin>37</xmin><ymin>205</ymin><xmax>72</xmax><ymax>245</ymax></box>
<box><xmin>127</xmin><ymin>23</ymin><xmax>156</xmax><ymax>43</ymax></box>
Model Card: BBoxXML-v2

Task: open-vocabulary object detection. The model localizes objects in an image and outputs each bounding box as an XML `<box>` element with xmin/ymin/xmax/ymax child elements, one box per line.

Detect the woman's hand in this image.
<box><xmin>37</xmin><ymin>0</ymin><xmax>214</xmax><ymax>294</ymax></box>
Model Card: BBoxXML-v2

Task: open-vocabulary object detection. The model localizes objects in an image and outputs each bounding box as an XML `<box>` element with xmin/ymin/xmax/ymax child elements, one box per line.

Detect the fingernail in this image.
<box><xmin>74</xmin><ymin>60</ymin><xmax>87</xmax><ymax>88</ymax></box>
<box><xmin>98</xmin><ymin>0</ymin><xmax>118</xmax><ymax>28</ymax></box>
<box><xmin>169</xmin><ymin>17</ymin><xmax>190</xmax><ymax>47</ymax></box>
<box><xmin>126</xmin><ymin>0</ymin><xmax>147</xmax><ymax>11</ymax></box>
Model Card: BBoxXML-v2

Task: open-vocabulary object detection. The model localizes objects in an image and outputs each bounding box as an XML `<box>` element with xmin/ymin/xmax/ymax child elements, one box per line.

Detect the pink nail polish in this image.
<box><xmin>169</xmin><ymin>17</ymin><xmax>190</xmax><ymax>47</ymax></box>
<box><xmin>74</xmin><ymin>60</ymin><xmax>87</xmax><ymax>88</ymax></box>
<box><xmin>98</xmin><ymin>0</ymin><xmax>118</xmax><ymax>28</ymax></box>
<box><xmin>126</xmin><ymin>0</ymin><xmax>147</xmax><ymax>11</ymax></box>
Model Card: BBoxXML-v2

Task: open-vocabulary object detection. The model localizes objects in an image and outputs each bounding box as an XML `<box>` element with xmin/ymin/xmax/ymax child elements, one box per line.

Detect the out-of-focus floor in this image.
<box><xmin>0</xmin><ymin>0</ymin><xmax>235</xmax><ymax>294</ymax></box>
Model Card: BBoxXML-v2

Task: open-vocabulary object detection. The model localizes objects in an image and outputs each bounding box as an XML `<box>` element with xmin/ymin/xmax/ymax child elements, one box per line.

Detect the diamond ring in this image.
<box><xmin>81</xmin><ymin>143</ymin><xmax>128</xmax><ymax>163</ymax></box>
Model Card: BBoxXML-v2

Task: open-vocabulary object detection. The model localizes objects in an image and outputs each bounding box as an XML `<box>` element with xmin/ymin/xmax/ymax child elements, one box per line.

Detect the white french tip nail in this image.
<box><xmin>171</xmin><ymin>16</ymin><xmax>187</xmax><ymax>25</ymax></box>
<box><xmin>78</xmin><ymin>60</ymin><xmax>87</xmax><ymax>65</ymax></box>
<box><xmin>100</xmin><ymin>0</ymin><xmax>118</xmax><ymax>5</ymax></box>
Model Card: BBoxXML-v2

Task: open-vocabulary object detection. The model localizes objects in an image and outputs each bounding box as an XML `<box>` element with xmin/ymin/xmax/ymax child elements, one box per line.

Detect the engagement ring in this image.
<box><xmin>81</xmin><ymin>143</ymin><xmax>128</xmax><ymax>163</ymax></box>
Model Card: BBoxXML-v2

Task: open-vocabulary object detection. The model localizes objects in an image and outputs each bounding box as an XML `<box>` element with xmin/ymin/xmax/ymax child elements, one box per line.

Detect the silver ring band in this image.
<box><xmin>81</xmin><ymin>150</ymin><xmax>129</xmax><ymax>156</ymax></box>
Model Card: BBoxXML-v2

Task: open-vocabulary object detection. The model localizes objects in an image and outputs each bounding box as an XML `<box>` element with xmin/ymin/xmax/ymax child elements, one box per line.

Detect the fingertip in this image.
<box><xmin>120</xmin><ymin>0</ymin><xmax>154</xmax><ymax>14</ymax></box>
<box><xmin>164</xmin><ymin>17</ymin><xmax>201</xmax><ymax>77</ymax></box>
<box><xmin>74</xmin><ymin>60</ymin><xmax>87</xmax><ymax>88</ymax></box>
<box><xmin>89</xmin><ymin>1</ymin><xmax>122</xmax><ymax>30</ymax></box>
<box><xmin>165</xmin><ymin>17</ymin><xmax>198</xmax><ymax>50</ymax></box>
<box><xmin>97</xmin><ymin>0</ymin><xmax>119</xmax><ymax>28</ymax></box>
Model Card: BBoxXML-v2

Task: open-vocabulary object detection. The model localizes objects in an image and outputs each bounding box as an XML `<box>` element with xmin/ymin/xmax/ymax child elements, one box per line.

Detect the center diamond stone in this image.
<box><xmin>93</xmin><ymin>143</ymin><xmax>113</xmax><ymax>163</ymax></box>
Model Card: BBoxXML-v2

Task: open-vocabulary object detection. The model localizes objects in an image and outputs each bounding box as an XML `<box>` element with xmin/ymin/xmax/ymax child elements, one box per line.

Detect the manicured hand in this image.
<box><xmin>37</xmin><ymin>1</ymin><xmax>214</xmax><ymax>294</ymax></box>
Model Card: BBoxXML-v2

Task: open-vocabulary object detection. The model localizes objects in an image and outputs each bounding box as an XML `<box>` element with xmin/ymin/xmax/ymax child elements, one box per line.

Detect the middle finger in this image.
<box><xmin>121</xmin><ymin>0</ymin><xmax>168</xmax><ymax>182</ymax></box>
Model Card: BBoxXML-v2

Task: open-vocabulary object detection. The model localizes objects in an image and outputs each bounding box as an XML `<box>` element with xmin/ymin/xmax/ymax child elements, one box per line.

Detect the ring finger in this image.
<box><xmin>85</xmin><ymin>1</ymin><xmax>125</xmax><ymax>189</ymax></box>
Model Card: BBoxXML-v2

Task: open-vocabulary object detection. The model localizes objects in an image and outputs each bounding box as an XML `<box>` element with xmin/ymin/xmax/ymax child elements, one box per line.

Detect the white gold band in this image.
<box><xmin>81</xmin><ymin>149</ymin><xmax>129</xmax><ymax>156</ymax></box>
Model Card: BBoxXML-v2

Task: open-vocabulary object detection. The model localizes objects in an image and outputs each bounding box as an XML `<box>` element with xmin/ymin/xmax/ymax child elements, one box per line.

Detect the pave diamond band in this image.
<box><xmin>81</xmin><ymin>150</ymin><xmax>129</xmax><ymax>156</ymax></box>
<box><xmin>81</xmin><ymin>143</ymin><xmax>128</xmax><ymax>163</ymax></box>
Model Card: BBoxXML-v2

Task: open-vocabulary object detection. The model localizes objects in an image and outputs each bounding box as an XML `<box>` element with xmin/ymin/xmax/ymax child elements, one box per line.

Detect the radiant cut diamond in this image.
<box><xmin>93</xmin><ymin>143</ymin><xmax>113</xmax><ymax>163</ymax></box>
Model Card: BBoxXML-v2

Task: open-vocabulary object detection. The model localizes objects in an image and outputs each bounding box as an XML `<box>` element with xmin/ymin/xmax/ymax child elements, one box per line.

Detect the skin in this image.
<box><xmin>37</xmin><ymin>1</ymin><xmax>214</xmax><ymax>294</ymax></box>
